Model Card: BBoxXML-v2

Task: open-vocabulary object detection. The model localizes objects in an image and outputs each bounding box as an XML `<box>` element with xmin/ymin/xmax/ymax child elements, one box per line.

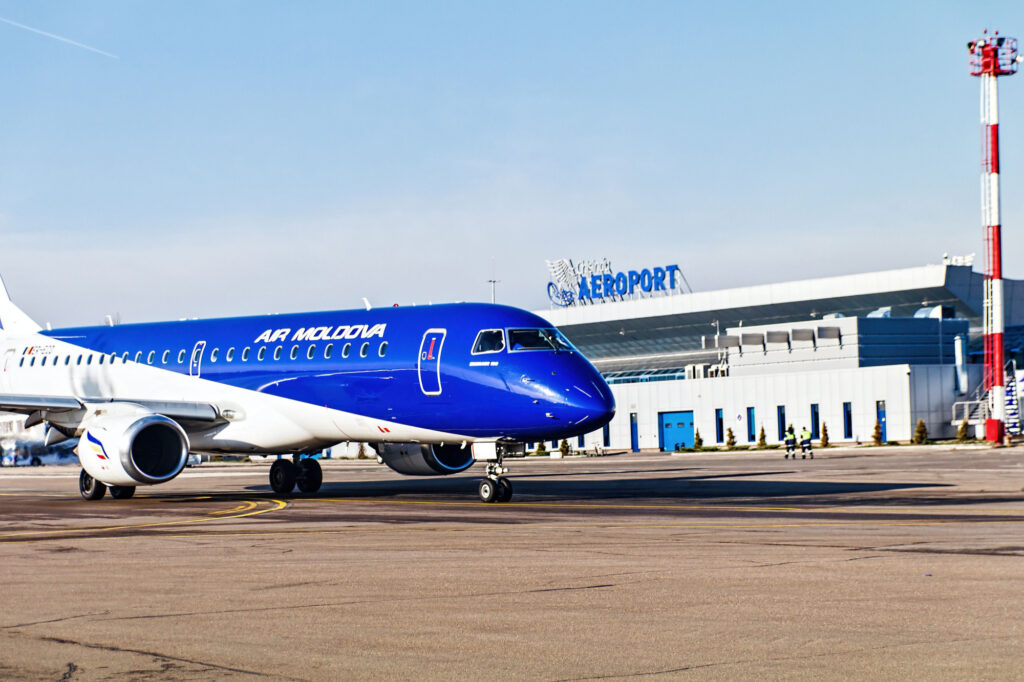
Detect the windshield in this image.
<box><xmin>507</xmin><ymin>328</ymin><xmax>574</xmax><ymax>352</ymax></box>
<box><xmin>472</xmin><ymin>329</ymin><xmax>506</xmax><ymax>354</ymax></box>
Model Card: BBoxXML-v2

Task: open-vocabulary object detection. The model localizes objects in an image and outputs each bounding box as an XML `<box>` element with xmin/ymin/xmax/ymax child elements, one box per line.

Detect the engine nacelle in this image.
<box><xmin>78</xmin><ymin>413</ymin><xmax>190</xmax><ymax>487</ymax></box>
<box><xmin>373</xmin><ymin>442</ymin><xmax>474</xmax><ymax>476</ymax></box>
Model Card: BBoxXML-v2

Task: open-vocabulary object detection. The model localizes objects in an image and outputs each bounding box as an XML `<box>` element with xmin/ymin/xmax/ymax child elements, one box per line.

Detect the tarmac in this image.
<box><xmin>2</xmin><ymin>445</ymin><xmax>1024</xmax><ymax>680</ymax></box>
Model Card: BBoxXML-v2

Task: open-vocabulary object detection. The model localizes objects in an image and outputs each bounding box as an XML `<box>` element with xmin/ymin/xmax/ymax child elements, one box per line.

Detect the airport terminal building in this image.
<box><xmin>538</xmin><ymin>259</ymin><xmax>1024</xmax><ymax>451</ymax></box>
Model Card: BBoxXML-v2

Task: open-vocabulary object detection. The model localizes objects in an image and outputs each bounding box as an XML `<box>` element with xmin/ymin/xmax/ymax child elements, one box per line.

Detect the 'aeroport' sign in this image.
<box><xmin>546</xmin><ymin>258</ymin><xmax>684</xmax><ymax>307</ymax></box>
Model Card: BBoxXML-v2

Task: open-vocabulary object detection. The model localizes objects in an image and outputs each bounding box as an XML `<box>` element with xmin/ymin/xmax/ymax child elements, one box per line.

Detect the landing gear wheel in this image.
<box><xmin>296</xmin><ymin>458</ymin><xmax>323</xmax><ymax>493</ymax></box>
<box><xmin>79</xmin><ymin>469</ymin><xmax>106</xmax><ymax>501</ymax></box>
<box><xmin>110</xmin><ymin>485</ymin><xmax>136</xmax><ymax>500</ymax></box>
<box><xmin>496</xmin><ymin>477</ymin><xmax>513</xmax><ymax>502</ymax></box>
<box><xmin>478</xmin><ymin>478</ymin><xmax>499</xmax><ymax>503</ymax></box>
<box><xmin>269</xmin><ymin>459</ymin><xmax>298</xmax><ymax>495</ymax></box>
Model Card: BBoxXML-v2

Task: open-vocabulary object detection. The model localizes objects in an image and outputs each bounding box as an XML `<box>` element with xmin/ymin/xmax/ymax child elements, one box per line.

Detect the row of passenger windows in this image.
<box><xmin>18</xmin><ymin>341</ymin><xmax>388</xmax><ymax>368</ymax></box>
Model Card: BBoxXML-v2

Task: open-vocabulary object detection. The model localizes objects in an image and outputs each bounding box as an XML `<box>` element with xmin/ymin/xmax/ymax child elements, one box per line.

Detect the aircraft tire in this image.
<box><xmin>79</xmin><ymin>469</ymin><xmax>107</xmax><ymax>501</ymax></box>
<box><xmin>110</xmin><ymin>485</ymin><xmax>136</xmax><ymax>500</ymax></box>
<box><xmin>496</xmin><ymin>477</ymin><xmax>513</xmax><ymax>503</ymax></box>
<box><xmin>296</xmin><ymin>458</ymin><xmax>323</xmax><ymax>493</ymax></box>
<box><xmin>270</xmin><ymin>459</ymin><xmax>297</xmax><ymax>495</ymax></box>
<box><xmin>478</xmin><ymin>478</ymin><xmax>498</xmax><ymax>503</ymax></box>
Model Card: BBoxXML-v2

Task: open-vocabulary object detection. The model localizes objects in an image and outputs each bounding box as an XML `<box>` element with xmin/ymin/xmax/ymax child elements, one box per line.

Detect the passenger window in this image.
<box><xmin>472</xmin><ymin>329</ymin><xmax>505</xmax><ymax>354</ymax></box>
<box><xmin>210</xmin><ymin>348</ymin><xmax>219</xmax><ymax>363</ymax></box>
<box><xmin>110</xmin><ymin>353</ymin><xmax>117</xmax><ymax>364</ymax></box>
<box><xmin>162</xmin><ymin>350</ymin><xmax>170</xmax><ymax>364</ymax></box>
<box><xmin>290</xmin><ymin>345</ymin><xmax>298</xmax><ymax>360</ymax></box>
<box><xmin>98</xmin><ymin>355</ymin><xmax>104</xmax><ymax>365</ymax></box>
<box><xmin>121</xmin><ymin>352</ymin><xmax>129</xmax><ymax>362</ymax></box>
<box><xmin>134</xmin><ymin>351</ymin><xmax>142</xmax><ymax>363</ymax></box>
<box><xmin>18</xmin><ymin>358</ymin><xmax>24</xmax><ymax>367</ymax></box>
<box><xmin>41</xmin><ymin>357</ymin><xmax>47</xmax><ymax>366</ymax></box>
<box><xmin>87</xmin><ymin>355</ymin><xmax>93</xmax><ymax>365</ymax></box>
<box><xmin>226</xmin><ymin>347</ymin><xmax>235</xmax><ymax>362</ymax></box>
<box><xmin>30</xmin><ymin>357</ymin><xmax>35</xmax><ymax>366</ymax></box>
<box><xmin>242</xmin><ymin>347</ymin><xmax>250</xmax><ymax>362</ymax></box>
<box><xmin>273</xmin><ymin>346</ymin><xmax>282</xmax><ymax>361</ymax></box>
<box><xmin>378</xmin><ymin>341</ymin><xmax>388</xmax><ymax>357</ymax></box>
<box><xmin>147</xmin><ymin>351</ymin><xmax>155</xmax><ymax>364</ymax></box>
<box><xmin>257</xmin><ymin>347</ymin><xmax>266</xmax><ymax>361</ymax></box>
<box><xmin>325</xmin><ymin>343</ymin><xmax>333</xmax><ymax>359</ymax></box>
<box><xmin>307</xmin><ymin>345</ymin><xmax>315</xmax><ymax>360</ymax></box>
<box><xmin>76</xmin><ymin>355</ymin><xmax>83</xmax><ymax>365</ymax></box>
<box><xmin>178</xmin><ymin>349</ymin><xmax>186</xmax><ymax>364</ymax></box>
<box><xmin>342</xmin><ymin>343</ymin><xmax>351</xmax><ymax>358</ymax></box>
<box><xmin>359</xmin><ymin>342</ymin><xmax>369</xmax><ymax>358</ymax></box>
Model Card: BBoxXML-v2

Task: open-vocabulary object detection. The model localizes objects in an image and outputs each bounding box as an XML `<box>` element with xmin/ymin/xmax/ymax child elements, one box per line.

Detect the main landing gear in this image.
<box><xmin>78</xmin><ymin>470</ymin><xmax>136</xmax><ymax>501</ymax></box>
<box><xmin>478</xmin><ymin>459</ymin><xmax>513</xmax><ymax>503</ymax></box>
<box><xmin>269</xmin><ymin>456</ymin><xmax>323</xmax><ymax>495</ymax></box>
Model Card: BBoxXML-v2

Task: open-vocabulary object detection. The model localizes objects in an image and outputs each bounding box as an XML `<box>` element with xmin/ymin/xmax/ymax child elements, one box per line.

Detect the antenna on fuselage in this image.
<box><xmin>362</xmin><ymin>298</ymin><xmax>372</xmax><ymax>311</ymax></box>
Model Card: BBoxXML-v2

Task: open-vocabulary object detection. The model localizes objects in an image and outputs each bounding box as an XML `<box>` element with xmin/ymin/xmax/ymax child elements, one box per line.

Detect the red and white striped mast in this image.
<box><xmin>968</xmin><ymin>31</ymin><xmax>1021</xmax><ymax>442</ymax></box>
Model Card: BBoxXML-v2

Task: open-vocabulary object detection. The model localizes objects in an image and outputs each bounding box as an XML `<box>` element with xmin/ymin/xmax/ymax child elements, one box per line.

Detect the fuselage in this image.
<box><xmin>0</xmin><ymin>303</ymin><xmax>615</xmax><ymax>453</ymax></box>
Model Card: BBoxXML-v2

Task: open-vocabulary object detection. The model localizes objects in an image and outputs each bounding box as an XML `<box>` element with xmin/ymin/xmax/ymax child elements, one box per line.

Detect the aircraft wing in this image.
<box><xmin>0</xmin><ymin>394</ymin><xmax>222</xmax><ymax>422</ymax></box>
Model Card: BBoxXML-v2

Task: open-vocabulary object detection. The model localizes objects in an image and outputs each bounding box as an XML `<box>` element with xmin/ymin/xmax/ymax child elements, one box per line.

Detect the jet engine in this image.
<box><xmin>78</xmin><ymin>413</ymin><xmax>190</xmax><ymax>487</ymax></box>
<box><xmin>372</xmin><ymin>443</ymin><xmax>474</xmax><ymax>476</ymax></box>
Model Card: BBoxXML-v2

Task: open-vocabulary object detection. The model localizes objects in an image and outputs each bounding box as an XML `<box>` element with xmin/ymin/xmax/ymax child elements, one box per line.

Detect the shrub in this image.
<box><xmin>757</xmin><ymin>426</ymin><xmax>767</xmax><ymax>449</ymax></box>
<box><xmin>956</xmin><ymin>418</ymin><xmax>971</xmax><ymax>442</ymax></box>
<box><xmin>725</xmin><ymin>427</ymin><xmax>736</xmax><ymax>449</ymax></box>
<box><xmin>820</xmin><ymin>423</ymin><xmax>829</xmax><ymax>448</ymax></box>
<box><xmin>536</xmin><ymin>442</ymin><xmax>548</xmax><ymax>456</ymax></box>
<box><xmin>357</xmin><ymin>443</ymin><xmax>370</xmax><ymax>459</ymax></box>
<box><xmin>872</xmin><ymin>421</ymin><xmax>883</xmax><ymax>446</ymax></box>
<box><xmin>694</xmin><ymin>429</ymin><xmax>703</xmax><ymax>449</ymax></box>
<box><xmin>559</xmin><ymin>439</ymin><xmax>571</xmax><ymax>457</ymax></box>
<box><xmin>913</xmin><ymin>419</ymin><xmax>928</xmax><ymax>445</ymax></box>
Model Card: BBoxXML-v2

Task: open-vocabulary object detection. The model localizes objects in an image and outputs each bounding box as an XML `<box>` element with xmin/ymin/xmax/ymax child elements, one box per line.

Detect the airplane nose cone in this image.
<box><xmin>563</xmin><ymin>376</ymin><xmax>616</xmax><ymax>429</ymax></box>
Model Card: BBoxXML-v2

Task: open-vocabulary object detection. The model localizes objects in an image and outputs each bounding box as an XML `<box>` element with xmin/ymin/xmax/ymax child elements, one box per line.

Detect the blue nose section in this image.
<box><xmin>561</xmin><ymin>371</ymin><xmax>616</xmax><ymax>431</ymax></box>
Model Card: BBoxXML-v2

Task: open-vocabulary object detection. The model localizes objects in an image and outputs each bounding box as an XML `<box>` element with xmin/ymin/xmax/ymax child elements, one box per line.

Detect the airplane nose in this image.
<box><xmin>563</xmin><ymin>376</ymin><xmax>616</xmax><ymax>429</ymax></box>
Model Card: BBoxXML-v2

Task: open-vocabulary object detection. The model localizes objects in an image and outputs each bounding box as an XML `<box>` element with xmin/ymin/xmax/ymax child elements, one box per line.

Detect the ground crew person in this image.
<box><xmin>784</xmin><ymin>425</ymin><xmax>797</xmax><ymax>459</ymax></box>
<box><xmin>800</xmin><ymin>426</ymin><xmax>814</xmax><ymax>459</ymax></box>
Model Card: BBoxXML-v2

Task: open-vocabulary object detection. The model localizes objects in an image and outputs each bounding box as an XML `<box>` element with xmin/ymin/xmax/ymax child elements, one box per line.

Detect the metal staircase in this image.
<box><xmin>1006</xmin><ymin>360</ymin><xmax>1022</xmax><ymax>436</ymax></box>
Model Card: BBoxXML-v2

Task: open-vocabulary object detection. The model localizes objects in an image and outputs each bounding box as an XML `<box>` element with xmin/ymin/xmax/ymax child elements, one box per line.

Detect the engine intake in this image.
<box><xmin>78</xmin><ymin>413</ymin><xmax>190</xmax><ymax>487</ymax></box>
<box><xmin>373</xmin><ymin>442</ymin><xmax>474</xmax><ymax>476</ymax></box>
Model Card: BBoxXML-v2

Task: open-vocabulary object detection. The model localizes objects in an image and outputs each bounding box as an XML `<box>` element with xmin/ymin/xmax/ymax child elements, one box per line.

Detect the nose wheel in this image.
<box><xmin>479</xmin><ymin>460</ymin><xmax>513</xmax><ymax>503</ymax></box>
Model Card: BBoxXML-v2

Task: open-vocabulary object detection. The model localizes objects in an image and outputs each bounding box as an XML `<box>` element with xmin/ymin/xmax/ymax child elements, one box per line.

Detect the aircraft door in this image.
<box><xmin>189</xmin><ymin>341</ymin><xmax>206</xmax><ymax>378</ymax></box>
<box><xmin>418</xmin><ymin>329</ymin><xmax>446</xmax><ymax>396</ymax></box>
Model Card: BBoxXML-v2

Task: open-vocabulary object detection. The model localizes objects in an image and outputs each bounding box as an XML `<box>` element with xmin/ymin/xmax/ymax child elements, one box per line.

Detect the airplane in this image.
<box><xmin>0</xmin><ymin>277</ymin><xmax>615</xmax><ymax>503</ymax></box>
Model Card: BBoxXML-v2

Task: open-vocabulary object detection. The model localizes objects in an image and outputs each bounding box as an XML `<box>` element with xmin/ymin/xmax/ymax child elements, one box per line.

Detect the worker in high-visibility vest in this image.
<box><xmin>783</xmin><ymin>425</ymin><xmax>797</xmax><ymax>459</ymax></box>
<box><xmin>799</xmin><ymin>427</ymin><xmax>814</xmax><ymax>459</ymax></box>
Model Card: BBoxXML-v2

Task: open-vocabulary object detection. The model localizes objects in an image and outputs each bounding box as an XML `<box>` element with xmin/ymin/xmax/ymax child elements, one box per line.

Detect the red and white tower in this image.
<box><xmin>968</xmin><ymin>31</ymin><xmax>1021</xmax><ymax>442</ymax></box>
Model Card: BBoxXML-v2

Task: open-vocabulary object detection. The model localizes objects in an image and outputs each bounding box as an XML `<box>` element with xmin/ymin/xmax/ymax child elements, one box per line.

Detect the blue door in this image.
<box><xmin>876</xmin><ymin>400</ymin><xmax>887</xmax><ymax>442</ymax></box>
<box><xmin>630</xmin><ymin>412</ymin><xmax>639</xmax><ymax>452</ymax></box>
<box><xmin>659</xmin><ymin>411</ymin><xmax>694</xmax><ymax>450</ymax></box>
<box><xmin>189</xmin><ymin>340</ymin><xmax>206</xmax><ymax>378</ymax></box>
<box><xmin>418</xmin><ymin>329</ymin><xmax>446</xmax><ymax>395</ymax></box>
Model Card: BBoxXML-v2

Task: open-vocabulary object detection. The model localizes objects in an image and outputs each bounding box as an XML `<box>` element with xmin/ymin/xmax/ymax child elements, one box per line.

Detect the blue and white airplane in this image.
<box><xmin>0</xmin><ymin>279</ymin><xmax>614</xmax><ymax>502</ymax></box>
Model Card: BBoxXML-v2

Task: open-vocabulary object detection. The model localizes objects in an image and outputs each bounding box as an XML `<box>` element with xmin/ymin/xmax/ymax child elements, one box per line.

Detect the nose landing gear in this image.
<box><xmin>479</xmin><ymin>459</ymin><xmax>513</xmax><ymax>503</ymax></box>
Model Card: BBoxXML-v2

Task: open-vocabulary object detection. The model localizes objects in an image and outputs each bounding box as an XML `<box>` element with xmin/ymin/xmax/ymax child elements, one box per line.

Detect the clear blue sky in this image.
<box><xmin>0</xmin><ymin>1</ymin><xmax>1022</xmax><ymax>326</ymax></box>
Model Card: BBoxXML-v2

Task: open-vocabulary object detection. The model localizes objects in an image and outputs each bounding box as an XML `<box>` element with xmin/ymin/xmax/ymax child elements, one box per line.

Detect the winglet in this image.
<box><xmin>0</xmin><ymin>275</ymin><xmax>42</xmax><ymax>334</ymax></box>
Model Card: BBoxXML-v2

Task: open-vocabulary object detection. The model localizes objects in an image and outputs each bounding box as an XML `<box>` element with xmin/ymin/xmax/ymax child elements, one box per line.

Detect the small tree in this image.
<box><xmin>725</xmin><ymin>427</ymin><xmax>736</xmax><ymax>449</ymax></box>
<box><xmin>536</xmin><ymin>441</ymin><xmax>547</xmax><ymax>456</ymax></box>
<box><xmin>757</xmin><ymin>426</ymin><xmax>767</xmax><ymax>449</ymax></box>
<box><xmin>559</xmin><ymin>439</ymin><xmax>571</xmax><ymax>457</ymax></box>
<box><xmin>820</xmin><ymin>423</ymin><xmax>830</xmax><ymax>448</ymax></box>
<box><xmin>694</xmin><ymin>429</ymin><xmax>703</xmax><ymax>450</ymax></box>
<box><xmin>872</xmin><ymin>421</ymin><xmax>883</xmax><ymax>446</ymax></box>
<box><xmin>357</xmin><ymin>442</ymin><xmax>369</xmax><ymax>459</ymax></box>
<box><xmin>957</xmin><ymin>418</ymin><xmax>971</xmax><ymax>442</ymax></box>
<box><xmin>913</xmin><ymin>418</ymin><xmax>928</xmax><ymax>444</ymax></box>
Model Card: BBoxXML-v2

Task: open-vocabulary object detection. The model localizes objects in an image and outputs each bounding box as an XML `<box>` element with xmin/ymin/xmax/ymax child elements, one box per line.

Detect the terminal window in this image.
<box><xmin>810</xmin><ymin>403</ymin><xmax>820</xmax><ymax>440</ymax></box>
<box><xmin>746</xmin><ymin>407</ymin><xmax>756</xmax><ymax>442</ymax></box>
<box><xmin>776</xmin><ymin>405</ymin><xmax>786</xmax><ymax>441</ymax></box>
<box><xmin>843</xmin><ymin>402</ymin><xmax>853</xmax><ymax>439</ymax></box>
<box><xmin>715</xmin><ymin>408</ymin><xmax>724</xmax><ymax>443</ymax></box>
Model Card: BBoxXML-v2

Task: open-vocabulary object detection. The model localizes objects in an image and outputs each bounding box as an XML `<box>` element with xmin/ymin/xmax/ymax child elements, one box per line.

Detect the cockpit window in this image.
<box><xmin>507</xmin><ymin>328</ymin><xmax>574</xmax><ymax>352</ymax></box>
<box><xmin>472</xmin><ymin>329</ymin><xmax>506</xmax><ymax>354</ymax></box>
